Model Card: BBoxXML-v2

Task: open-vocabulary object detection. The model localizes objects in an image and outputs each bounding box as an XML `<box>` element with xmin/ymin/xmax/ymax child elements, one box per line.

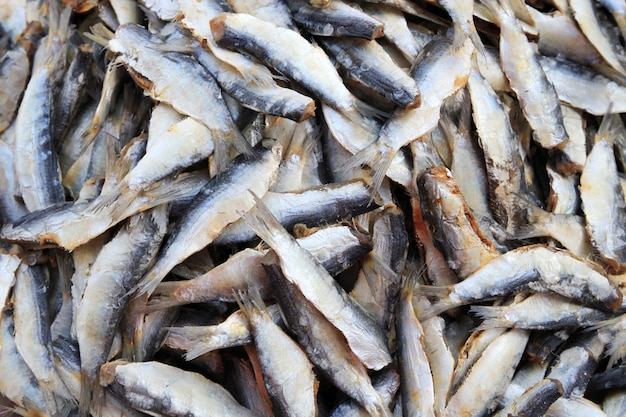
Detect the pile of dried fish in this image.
<box><xmin>2</xmin><ymin>0</ymin><xmax>626</xmax><ymax>415</ymax></box>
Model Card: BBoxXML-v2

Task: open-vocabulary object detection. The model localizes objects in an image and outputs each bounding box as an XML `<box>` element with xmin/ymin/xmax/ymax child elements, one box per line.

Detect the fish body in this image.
<box><xmin>100</xmin><ymin>360</ymin><xmax>263</xmax><ymax>417</ymax></box>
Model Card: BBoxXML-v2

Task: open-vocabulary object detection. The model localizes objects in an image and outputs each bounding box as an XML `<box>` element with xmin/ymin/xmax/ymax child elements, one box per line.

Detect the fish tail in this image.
<box><xmin>234</xmin><ymin>284</ymin><xmax>266</xmax><ymax>319</ymax></box>
<box><xmin>451</xmin><ymin>22</ymin><xmax>471</xmax><ymax>51</ymax></box>
<box><xmin>78</xmin><ymin>371</ymin><xmax>93</xmax><ymax>417</ymax></box>
<box><xmin>165</xmin><ymin>326</ymin><xmax>226</xmax><ymax>360</ymax></box>
<box><xmin>143</xmin><ymin>284</ymin><xmax>184</xmax><ymax>313</ymax></box>
<box><xmin>414</xmin><ymin>284</ymin><xmax>457</xmax><ymax>319</ymax></box>
<box><xmin>341</xmin><ymin>142</ymin><xmax>394</xmax><ymax>201</ymax></box>
<box><xmin>468</xmin><ymin>21</ymin><xmax>487</xmax><ymax>59</ymax></box>
<box><xmin>469</xmin><ymin>305</ymin><xmax>507</xmax><ymax>329</ymax></box>
<box><xmin>135</xmin><ymin>261</ymin><xmax>169</xmax><ymax>298</ymax></box>
<box><xmin>241</xmin><ymin>192</ymin><xmax>285</xmax><ymax>250</ymax></box>
<box><xmin>364</xmin><ymin>401</ymin><xmax>394</xmax><ymax>417</ymax></box>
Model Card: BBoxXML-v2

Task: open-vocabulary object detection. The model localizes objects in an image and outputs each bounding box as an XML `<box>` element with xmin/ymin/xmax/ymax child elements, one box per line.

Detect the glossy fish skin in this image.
<box><xmin>319</xmin><ymin>36</ymin><xmax>420</xmax><ymax>109</ymax></box>
<box><xmin>100</xmin><ymin>360</ymin><xmax>262</xmax><ymax>417</ymax></box>
<box><xmin>417</xmin><ymin>166</ymin><xmax>499</xmax><ymax>279</ymax></box>
<box><xmin>137</xmin><ymin>143</ymin><xmax>282</xmax><ymax>297</ymax></box>
<box><xmin>193</xmin><ymin>44</ymin><xmax>316</xmax><ymax>122</ymax></box>
<box><xmin>75</xmin><ymin>206</ymin><xmax>168</xmax><ymax>417</ymax></box>
<box><xmin>242</xmin><ymin>195</ymin><xmax>392</xmax><ymax>371</ymax></box>
<box><xmin>329</xmin><ymin>368</ymin><xmax>400</xmax><ymax>417</ymax></box>
<box><xmin>236</xmin><ymin>287</ymin><xmax>318</xmax><ymax>417</ymax></box>
<box><xmin>285</xmin><ymin>0</ymin><xmax>384</xmax><ymax>40</ymax></box>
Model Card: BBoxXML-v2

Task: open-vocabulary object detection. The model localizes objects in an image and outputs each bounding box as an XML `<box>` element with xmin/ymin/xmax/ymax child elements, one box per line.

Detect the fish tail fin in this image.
<box><xmin>241</xmin><ymin>192</ymin><xmax>287</xmax><ymax>250</ymax></box>
<box><xmin>414</xmin><ymin>284</ymin><xmax>457</xmax><ymax>319</ymax></box>
<box><xmin>234</xmin><ymin>283</ymin><xmax>268</xmax><ymax>320</ymax></box>
<box><xmin>340</xmin><ymin>142</ymin><xmax>393</xmax><ymax>202</ymax></box>
<box><xmin>451</xmin><ymin>22</ymin><xmax>471</xmax><ymax>51</ymax></box>
<box><xmin>365</xmin><ymin>402</ymin><xmax>394</xmax><ymax>417</ymax></box>
<box><xmin>134</xmin><ymin>259</ymin><xmax>171</xmax><ymax>298</ymax></box>
<box><xmin>165</xmin><ymin>326</ymin><xmax>225</xmax><ymax>360</ymax></box>
<box><xmin>78</xmin><ymin>371</ymin><xmax>94</xmax><ymax>417</ymax></box>
<box><xmin>607</xmin><ymin>331</ymin><xmax>626</xmax><ymax>368</ymax></box>
<box><xmin>143</xmin><ymin>283</ymin><xmax>184</xmax><ymax>313</ymax></box>
<box><xmin>470</xmin><ymin>305</ymin><xmax>508</xmax><ymax>329</ymax></box>
<box><xmin>468</xmin><ymin>21</ymin><xmax>487</xmax><ymax>59</ymax></box>
<box><xmin>213</xmin><ymin>130</ymin><xmax>256</xmax><ymax>175</ymax></box>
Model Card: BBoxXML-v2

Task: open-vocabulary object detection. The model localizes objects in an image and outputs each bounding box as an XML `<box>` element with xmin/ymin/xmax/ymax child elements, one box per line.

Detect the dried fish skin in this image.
<box><xmin>319</xmin><ymin>36</ymin><xmax>420</xmax><ymax>109</ymax></box>
<box><xmin>193</xmin><ymin>44</ymin><xmax>316</xmax><ymax>122</ymax></box>
<box><xmin>99</xmin><ymin>360</ymin><xmax>262</xmax><ymax>417</ymax></box>
<box><xmin>76</xmin><ymin>206</ymin><xmax>168</xmax><ymax>417</ymax></box>
<box><xmin>214</xmin><ymin>180</ymin><xmax>379</xmax><ymax>245</ymax></box>
<box><xmin>420</xmin><ymin>245</ymin><xmax>623</xmax><ymax>317</ymax></box>
<box><xmin>108</xmin><ymin>23</ymin><xmax>252</xmax><ymax>172</ymax></box>
<box><xmin>136</xmin><ymin>143</ymin><xmax>282</xmax><ymax>297</ymax></box>
<box><xmin>471</xmin><ymin>293</ymin><xmax>612</xmax><ymax>330</ymax></box>
<box><xmin>580</xmin><ymin>138</ymin><xmax>626</xmax><ymax>272</ymax></box>
<box><xmin>242</xmin><ymin>195</ymin><xmax>392</xmax><ymax>370</ymax></box>
<box><xmin>443</xmin><ymin>329</ymin><xmax>529</xmax><ymax>417</ymax></box>
<box><xmin>0</xmin><ymin>306</ymin><xmax>48</xmax><ymax>415</ymax></box>
<box><xmin>264</xmin><ymin>254</ymin><xmax>391</xmax><ymax>417</ymax></box>
<box><xmin>210</xmin><ymin>12</ymin><xmax>359</xmax><ymax>114</ymax></box>
<box><xmin>417</xmin><ymin>166</ymin><xmax>499</xmax><ymax>279</ymax></box>
<box><xmin>540</xmin><ymin>55</ymin><xmax>626</xmax><ymax>115</ymax></box>
<box><xmin>285</xmin><ymin>0</ymin><xmax>384</xmax><ymax>40</ymax></box>
<box><xmin>236</xmin><ymin>287</ymin><xmax>318</xmax><ymax>417</ymax></box>
<box><xmin>484</xmin><ymin>0</ymin><xmax>569</xmax><ymax>150</ymax></box>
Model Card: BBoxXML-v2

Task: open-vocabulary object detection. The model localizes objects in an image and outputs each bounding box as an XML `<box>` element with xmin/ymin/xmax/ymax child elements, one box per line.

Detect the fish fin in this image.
<box><xmin>205</xmin><ymin>39</ymin><xmax>275</xmax><ymax>87</ymax></box>
<box><xmin>78</xmin><ymin>370</ymin><xmax>93</xmax><ymax>417</ymax></box>
<box><xmin>606</xmin><ymin>331</ymin><xmax>626</xmax><ymax>368</ymax></box>
<box><xmin>510</xmin><ymin>222</ymin><xmax>546</xmax><ymax>241</ymax></box>
<box><xmin>134</xmin><ymin>259</ymin><xmax>170</xmax><ymax>298</ymax></box>
<box><xmin>468</xmin><ymin>21</ymin><xmax>487</xmax><ymax>59</ymax></box>
<box><xmin>241</xmin><ymin>192</ymin><xmax>287</xmax><ymax>250</ymax></box>
<box><xmin>340</xmin><ymin>142</ymin><xmax>394</xmax><ymax>202</ymax></box>
<box><xmin>84</xmin><ymin>23</ymin><xmax>115</xmax><ymax>48</ymax></box>
<box><xmin>469</xmin><ymin>305</ymin><xmax>508</xmax><ymax>329</ymax></box>
<box><xmin>414</xmin><ymin>284</ymin><xmax>457</xmax><ymax>319</ymax></box>
<box><xmin>143</xmin><ymin>283</ymin><xmax>184</xmax><ymax>313</ymax></box>
<box><xmin>164</xmin><ymin>326</ymin><xmax>227</xmax><ymax>360</ymax></box>
<box><xmin>364</xmin><ymin>403</ymin><xmax>394</xmax><ymax>417</ymax></box>
<box><xmin>213</xmin><ymin>130</ymin><xmax>256</xmax><ymax>175</ymax></box>
<box><xmin>451</xmin><ymin>22</ymin><xmax>471</xmax><ymax>51</ymax></box>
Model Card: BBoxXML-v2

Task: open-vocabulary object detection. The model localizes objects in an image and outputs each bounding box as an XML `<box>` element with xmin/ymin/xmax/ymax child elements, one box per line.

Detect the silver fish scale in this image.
<box><xmin>1</xmin><ymin>0</ymin><xmax>626</xmax><ymax>417</ymax></box>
